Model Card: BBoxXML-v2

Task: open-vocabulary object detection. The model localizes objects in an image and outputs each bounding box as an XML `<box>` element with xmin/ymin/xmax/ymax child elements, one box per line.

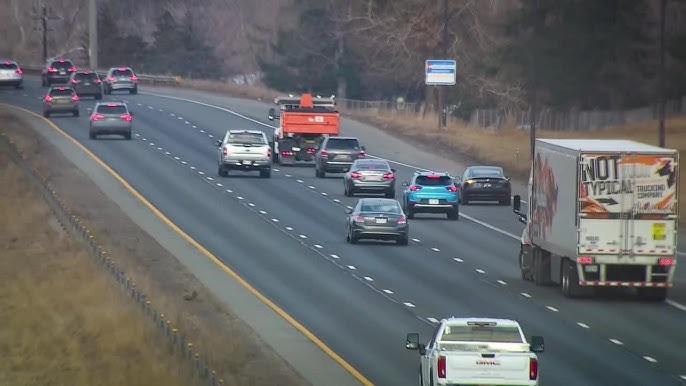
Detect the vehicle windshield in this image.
<box><xmin>359</xmin><ymin>201</ymin><xmax>401</xmax><ymax>214</ymax></box>
<box><xmin>1</xmin><ymin>62</ymin><xmax>18</xmax><ymax>69</ymax></box>
<box><xmin>227</xmin><ymin>132</ymin><xmax>265</xmax><ymax>144</ymax></box>
<box><xmin>326</xmin><ymin>139</ymin><xmax>361</xmax><ymax>150</ymax></box>
<box><xmin>51</xmin><ymin>61</ymin><xmax>73</xmax><ymax>70</ymax></box>
<box><xmin>440</xmin><ymin>325</ymin><xmax>523</xmax><ymax>343</ymax></box>
<box><xmin>112</xmin><ymin>68</ymin><xmax>134</xmax><ymax>76</ymax></box>
<box><xmin>96</xmin><ymin>105</ymin><xmax>127</xmax><ymax>114</ymax></box>
<box><xmin>415</xmin><ymin>175</ymin><xmax>452</xmax><ymax>186</ymax></box>
<box><xmin>469</xmin><ymin>167</ymin><xmax>504</xmax><ymax>177</ymax></box>
<box><xmin>354</xmin><ymin>161</ymin><xmax>390</xmax><ymax>171</ymax></box>
<box><xmin>49</xmin><ymin>88</ymin><xmax>74</xmax><ymax>96</ymax></box>
<box><xmin>75</xmin><ymin>72</ymin><xmax>99</xmax><ymax>81</ymax></box>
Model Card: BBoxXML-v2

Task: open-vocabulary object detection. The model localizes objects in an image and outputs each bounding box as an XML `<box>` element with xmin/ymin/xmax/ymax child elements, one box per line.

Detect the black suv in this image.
<box><xmin>314</xmin><ymin>136</ymin><xmax>366</xmax><ymax>178</ymax></box>
<box><xmin>41</xmin><ymin>58</ymin><xmax>77</xmax><ymax>86</ymax></box>
<box><xmin>69</xmin><ymin>70</ymin><xmax>103</xmax><ymax>99</ymax></box>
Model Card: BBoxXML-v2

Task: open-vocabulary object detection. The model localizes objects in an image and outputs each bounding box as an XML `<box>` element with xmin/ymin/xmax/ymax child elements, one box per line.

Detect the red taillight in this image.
<box><xmin>91</xmin><ymin>113</ymin><xmax>105</xmax><ymax>121</ymax></box>
<box><xmin>427</xmin><ymin>174</ymin><xmax>441</xmax><ymax>179</ymax></box>
<box><xmin>529</xmin><ymin>358</ymin><xmax>538</xmax><ymax>380</ymax></box>
<box><xmin>409</xmin><ymin>185</ymin><xmax>422</xmax><ymax>191</ymax></box>
<box><xmin>120</xmin><ymin>113</ymin><xmax>132</xmax><ymax>122</ymax></box>
<box><xmin>94</xmin><ymin>78</ymin><xmax>102</xmax><ymax>83</ymax></box>
<box><xmin>306</xmin><ymin>147</ymin><xmax>316</xmax><ymax>154</ymax></box>
<box><xmin>107</xmin><ymin>75</ymin><xmax>116</xmax><ymax>82</ymax></box>
<box><xmin>658</xmin><ymin>257</ymin><xmax>675</xmax><ymax>266</ymax></box>
<box><xmin>397</xmin><ymin>216</ymin><xmax>406</xmax><ymax>224</ymax></box>
<box><xmin>71</xmin><ymin>95</ymin><xmax>79</xmax><ymax>101</ymax></box>
<box><xmin>267</xmin><ymin>148</ymin><xmax>272</xmax><ymax>158</ymax></box>
<box><xmin>47</xmin><ymin>67</ymin><xmax>57</xmax><ymax>73</ymax></box>
<box><xmin>358</xmin><ymin>150</ymin><xmax>366</xmax><ymax>157</ymax></box>
<box><xmin>383</xmin><ymin>172</ymin><xmax>394</xmax><ymax>179</ymax></box>
<box><xmin>44</xmin><ymin>95</ymin><xmax>53</xmax><ymax>102</ymax></box>
<box><xmin>130</xmin><ymin>75</ymin><xmax>138</xmax><ymax>81</ymax></box>
<box><xmin>350</xmin><ymin>171</ymin><xmax>362</xmax><ymax>179</ymax></box>
<box><xmin>320</xmin><ymin>150</ymin><xmax>328</xmax><ymax>157</ymax></box>
<box><xmin>68</xmin><ymin>66</ymin><xmax>77</xmax><ymax>72</ymax></box>
<box><xmin>71</xmin><ymin>79</ymin><xmax>80</xmax><ymax>84</ymax></box>
<box><xmin>222</xmin><ymin>147</ymin><xmax>228</xmax><ymax>156</ymax></box>
<box><xmin>16</xmin><ymin>68</ymin><xmax>23</xmax><ymax>75</ymax></box>
<box><xmin>446</xmin><ymin>185</ymin><xmax>458</xmax><ymax>192</ymax></box>
<box><xmin>354</xmin><ymin>215</ymin><xmax>365</xmax><ymax>223</ymax></box>
<box><xmin>577</xmin><ymin>256</ymin><xmax>593</xmax><ymax>264</ymax></box>
<box><xmin>280</xmin><ymin>150</ymin><xmax>294</xmax><ymax>156</ymax></box>
<box><xmin>437</xmin><ymin>355</ymin><xmax>446</xmax><ymax>378</ymax></box>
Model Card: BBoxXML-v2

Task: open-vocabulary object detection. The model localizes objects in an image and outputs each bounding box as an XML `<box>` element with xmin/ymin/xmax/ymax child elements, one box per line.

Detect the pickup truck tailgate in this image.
<box><xmin>226</xmin><ymin>144</ymin><xmax>269</xmax><ymax>159</ymax></box>
<box><xmin>446</xmin><ymin>352</ymin><xmax>533</xmax><ymax>383</ymax></box>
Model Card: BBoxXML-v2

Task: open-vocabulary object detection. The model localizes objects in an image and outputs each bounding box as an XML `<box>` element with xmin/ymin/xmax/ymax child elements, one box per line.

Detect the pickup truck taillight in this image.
<box><xmin>529</xmin><ymin>358</ymin><xmax>538</xmax><ymax>380</ymax></box>
<box><xmin>267</xmin><ymin>147</ymin><xmax>272</xmax><ymax>158</ymax></box>
<box><xmin>437</xmin><ymin>355</ymin><xmax>446</xmax><ymax>378</ymax></box>
<box><xmin>358</xmin><ymin>150</ymin><xmax>366</xmax><ymax>157</ymax></box>
<box><xmin>222</xmin><ymin>147</ymin><xmax>228</xmax><ymax>156</ymax></box>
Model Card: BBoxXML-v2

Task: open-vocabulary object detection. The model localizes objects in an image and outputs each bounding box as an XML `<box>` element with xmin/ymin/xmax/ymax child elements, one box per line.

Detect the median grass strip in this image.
<box><xmin>0</xmin><ymin>148</ymin><xmax>198</xmax><ymax>386</ymax></box>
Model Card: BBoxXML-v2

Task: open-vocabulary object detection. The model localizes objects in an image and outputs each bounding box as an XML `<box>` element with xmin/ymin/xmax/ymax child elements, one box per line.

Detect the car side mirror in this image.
<box><xmin>405</xmin><ymin>333</ymin><xmax>420</xmax><ymax>350</ymax></box>
<box><xmin>86</xmin><ymin>107</ymin><xmax>92</xmax><ymax>114</ymax></box>
<box><xmin>530</xmin><ymin>336</ymin><xmax>545</xmax><ymax>352</ymax></box>
<box><xmin>513</xmin><ymin>195</ymin><xmax>522</xmax><ymax>212</ymax></box>
<box><xmin>391</xmin><ymin>168</ymin><xmax>396</xmax><ymax>173</ymax></box>
<box><xmin>401</xmin><ymin>182</ymin><xmax>409</xmax><ymax>187</ymax></box>
<box><xmin>506</xmin><ymin>176</ymin><xmax>511</xmax><ymax>180</ymax></box>
<box><xmin>344</xmin><ymin>208</ymin><xmax>353</xmax><ymax>214</ymax></box>
<box><xmin>129</xmin><ymin>111</ymin><xmax>134</xmax><ymax>116</ymax></box>
<box><xmin>268</xmin><ymin>108</ymin><xmax>278</xmax><ymax>121</ymax></box>
<box><xmin>361</xmin><ymin>145</ymin><xmax>366</xmax><ymax>151</ymax></box>
<box><xmin>215</xmin><ymin>139</ymin><xmax>222</xmax><ymax>147</ymax></box>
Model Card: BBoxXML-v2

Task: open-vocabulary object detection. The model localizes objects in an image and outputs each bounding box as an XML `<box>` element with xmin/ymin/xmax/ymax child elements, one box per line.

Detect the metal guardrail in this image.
<box><xmin>20</xmin><ymin>65</ymin><xmax>182</xmax><ymax>86</ymax></box>
<box><xmin>0</xmin><ymin>130</ymin><xmax>223</xmax><ymax>385</ymax></box>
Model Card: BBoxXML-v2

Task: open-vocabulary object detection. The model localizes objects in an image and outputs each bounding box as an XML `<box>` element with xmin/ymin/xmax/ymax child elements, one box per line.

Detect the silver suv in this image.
<box><xmin>0</xmin><ymin>60</ymin><xmax>23</xmax><ymax>89</ymax></box>
<box><xmin>88</xmin><ymin>102</ymin><xmax>133</xmax><ymax>140</ymax></box>
<box><xmin>314</xmin><ymin>136</ymin><xmax>366</xmax><ymax>178</ymax></box>
<box><xmin>103</xmin><ymin>67</ymin><xmax>138</xmax><ymax>95</ymax></box>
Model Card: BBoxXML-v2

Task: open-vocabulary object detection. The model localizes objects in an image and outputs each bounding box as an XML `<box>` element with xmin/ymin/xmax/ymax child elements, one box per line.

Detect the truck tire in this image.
<box><xmin>218</xmin><ymin>165</ymin><xmax>228</xmax><ymax>177</ymax></box>
<box><xmin>637</xmin><ymin>287</ymin><xmax>667</xmax><ymax>302</ymax></box>
<box><xmin>447</xmin><ymin>209</ymin><xmax>459</xmax><ymax>220</ymax></box>
<box><xmin>561</xmin><ymin>259</ymin><xmax>582</xmax><ymax>297</ymax></box>
<box><xmin>260</xmin><ymin>168</ymin><xmax>271</xmax><ymax>178</ymax></box>
<box><xmin>533</xmin><ymin>248</ymin><xmax>551</xmax><ymax>286</ymax></box>
<box><xmin>519</xmin><ymin>248</ymin><xmax>531</xmax><ymax>281</ymax></box>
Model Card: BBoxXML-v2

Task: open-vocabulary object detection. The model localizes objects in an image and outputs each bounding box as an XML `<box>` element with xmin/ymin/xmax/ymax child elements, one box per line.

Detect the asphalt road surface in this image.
<box><xmin>2</xmin><ymin>78</ymin><xmax>684</xmax><ymax>385</ymax></box>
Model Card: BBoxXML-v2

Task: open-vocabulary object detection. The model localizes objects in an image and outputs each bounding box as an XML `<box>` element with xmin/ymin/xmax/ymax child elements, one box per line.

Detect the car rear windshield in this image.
<box><xmin>415</xmin><ymin>175</ymin><xmax>452</xmax><ymax>186</ymax></box>
<box><xmin>112</xmin><ymin>68</ymin><xmax>133</xmax><ymax>76</ymax></box>
<box><xmin>470</xmin><ymin>167</ymin><xmax>504</xmax><ymax>177</ymax></box>
<box><xmin>75</xmin><ymin>72</ymin><xmax>99</xmax><ymax>80</ymax></box>
<box><xmin>440</xmin><ymin>325</ymin><xmax>523</xmax><ymax>343</ymax></box>
<box><xmin>360</xmin><ymin>201</ymin><xmax>401</xmax><ymax>214</ymax></box>
<box><xmin>51</xmin><ymin>61</ymin><xmax>73</xmax><ymax>69</ymax></box>
<box><xmin>227</xmin><ymin>132</ymin><xmax>265</xmax><ymax>144</ymax></box>
<box><xmin>355</xmin><ymin>161</ymin><xmax>390</xmax><ymax>171</ymax></box>
<box><xmin>49</xmin><ymin>88</ymin><xmax>75</xmax><ymax>96</ymax></box>
<box><xmin>326</xmin><ymin>138</ymin><xmax>361</xmax><ymax>150</ymax></box>
<box><xmin>96</xmin><ymin>105</ymin><xmax>127</xmax><ymax>114</ymax></box>
<box><xmin>1</xmin><ymin>62</ymin><xmax>18</xmax><ymax>69</ymax></box>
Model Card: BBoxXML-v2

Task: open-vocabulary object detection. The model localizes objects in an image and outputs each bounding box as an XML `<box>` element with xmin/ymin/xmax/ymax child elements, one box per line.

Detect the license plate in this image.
<box><xmin>584</xmin><ymin>265</ymin><xmax>599</xmax><ymax>273</ymax></box>
<box><xmin>335</xmin><ymin>154</ymin><xmax>350</xmax><ymax>160</ymax></box>
<box><xmin>365</xmin><ymin>175</ymin><xmax>382</xmax><ymax>181</ymax></box>
<box><xmin>242</xmin><ymin>160</ymin><xmax>252</xmax><ymax>165</ymax></box>
<box><xmin>292</xmin><ymin>146</ymin><xmax>301</xmax><ymax>152</ymax></box>
<box><xmin>375</xmin><ymin>218</ymin><xmax>387</xmax><ymax>224</ymax></box>
<box><xmin>429</xmin><ymin>199</ymin><xmax>439</xmax><ymax>205</ymax></box>
<box><xmin>483</xmin><ymin>183</ymin><xmax>491</xmax><ymax>188</ymax></box>
<box><xmin>59</xmin><ymin>71</ymin><xmax>66</xmax><ymax>75</ymax></box>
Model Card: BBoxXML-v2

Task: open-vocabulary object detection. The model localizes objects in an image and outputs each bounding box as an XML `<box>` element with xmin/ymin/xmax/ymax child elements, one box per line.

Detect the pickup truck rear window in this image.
<box><xmin>227</xmin><ymin>132</ymin><xmax>265</xmax><ymax>144</ymax></box>
<box><xmin>0</xmin><ymin>62</ymin><xmax>18</xmax><ymax>69</ymax></box>
<box><xmin>416</xmin><ymin>176</ymin><xmax>452</xmax><ymax>186</ymax></box>
<box><xmin>441</xmin><ymin>325</ymin><xmax>523</xmax><ymax>343</ymax></box>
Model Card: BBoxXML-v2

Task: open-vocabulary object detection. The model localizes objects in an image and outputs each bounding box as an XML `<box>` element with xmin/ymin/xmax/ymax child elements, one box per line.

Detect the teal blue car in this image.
<box><xmin>402</xmin><ymin>172</ymin><xmax>459</xmax><ymax>220</ymax></box>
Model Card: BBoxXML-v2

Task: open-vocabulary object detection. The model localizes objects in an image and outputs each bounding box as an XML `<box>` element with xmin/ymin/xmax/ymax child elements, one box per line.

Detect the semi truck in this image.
<box><xmin>267</xmin><ymin>93</ymin><xmax>340</xmax><ymax>165</ymax></box>
<box><xmin>512</xmin><ymin>139</ymin><xmax>679</xmax><ymax>300</ymax></box>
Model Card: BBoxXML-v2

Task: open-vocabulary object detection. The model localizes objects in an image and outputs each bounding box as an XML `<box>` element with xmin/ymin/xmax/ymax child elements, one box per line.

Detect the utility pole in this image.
<box><xmin>529</xmin><ymin>0</ymin><xmax>541</xmax><ymax>160</ymax></box>
<box><xmin>88</xmin><ymin>0</ymin><xmax>98</xmax><ymax>69</ymax></box>
<box><xmin>32</xmin><ymin>5</ymin><xmax>59</xmax><ymax>63</ymax></box>
<box><xmin>437</xmin><ymin>0</ymin><xmax>449</xmax><ymax>129</ymax></box>
<box><xmin>658</xmin><ymin>0</ymin><xmax>667</xmax><ymax>147</ymax></box>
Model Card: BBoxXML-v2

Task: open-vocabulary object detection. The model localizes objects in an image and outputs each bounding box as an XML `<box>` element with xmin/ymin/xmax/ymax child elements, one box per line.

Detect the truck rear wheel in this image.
<box><xmin>260</xmin><ymin>168</ymin><xmax>271</xmax><ymax>178</ymax></box>
<box><xmin>561</xmin><ymin>259</ymin><xmax>582</xmax><ymax>297</ymax></box>
<box><xmin>533</xmin><ymin>248</ymin><xmax>551</xmax><ymax>286</ymax></box>
<box><xmin>637</xmin><ymin>287</ymin><xmax>667</xmax><ymax>302</ymax></box>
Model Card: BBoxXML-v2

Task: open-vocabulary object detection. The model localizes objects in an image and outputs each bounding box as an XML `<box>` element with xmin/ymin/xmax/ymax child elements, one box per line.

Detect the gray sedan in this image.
<box><xmin>345</xmin><ymin>198</ymin><xmax>409</xmax><ymax>245</ymax></box>
<box><xmin>344</xmin><ymin>159</ymin><xmax>396</xmax><ymax>198</ymax></box>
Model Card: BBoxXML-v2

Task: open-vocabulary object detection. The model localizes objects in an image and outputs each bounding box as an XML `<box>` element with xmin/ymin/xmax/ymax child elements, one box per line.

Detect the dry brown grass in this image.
<box><xmin>178</xmin><ymin>79</ymin><xmax>685</xmax><ymax>223</ymax></box>
<box><xmin>0</xmin><ymin>152</ymin><xmax>199</xmax><ymax>386</ymax></box>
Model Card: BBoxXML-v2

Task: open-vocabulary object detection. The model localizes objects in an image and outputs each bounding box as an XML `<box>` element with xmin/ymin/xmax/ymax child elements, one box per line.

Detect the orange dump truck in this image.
<box><xmin>267</xmin><ymin>93</ymin><xmax>340</xmax><ymax>164</ymax></box>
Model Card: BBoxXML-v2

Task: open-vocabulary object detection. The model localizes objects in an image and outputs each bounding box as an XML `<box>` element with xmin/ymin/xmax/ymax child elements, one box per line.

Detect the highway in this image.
<box><xmin>2</xmin><ymin>78</ymin><xmax>684</xmax><ymax>385</ymax></box>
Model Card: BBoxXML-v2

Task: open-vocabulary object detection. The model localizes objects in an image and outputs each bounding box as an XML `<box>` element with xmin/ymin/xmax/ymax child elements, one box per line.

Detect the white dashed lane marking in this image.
<box><xmin>237</xmin><ymin>196</ymin><xmax>244</xmax><ymax>200</ymax></box>
<box><xmin>431</xmin><ymin>247</ymin><xmax>440</xmax><ymax>252</ymax></box>
<box><xmin>383</xmin><ymin>289</ymin><xmax>394</xmax><ymax>294</ymax></box>
<box><xmin>403</xmin><ymin>302</ymin><xmax>415</xmax><ymax>308</ymax></box>
<box><xmin>609</xmin><ymin>339</ymin><xmax>624</xmax><ymax>345</ymax></box>
<box><xmin>333</xmin><ymin>198</ymin><xmax>340</xmax><ymax>203</ymax></box>
<box><xmin>427</xmin><ymin>317</ymin><xmax>439</xmax><ymax>324</ymax></box>
<box><xmin>330</xmin><ymin>254</ymin><xmax>340</xmax><ymax>259</ymax></box>
<box><xmin>259</xmin><ymin>210</ymin><xmax>267</xmax><ymax>214</ymax></box>
<box><xmin>642</xmin><ymin>356</ymin><xmax>657</xmax><ymax>363</ymax></box>
<box><xmin>347</xmin><ymin>265</ymin><xmax>356</xmax><ymax>270</ymax></box>
<box><xmin>577</xmin><ymin>322</ymin><xmax>590</xmax><ymax>329</ymax></box>
<box><xmin>296</xmin><ymin>179</ymin><xmax>304</xmax><ymax>183</ymax></box>
<box><xmin>453</xmin><ymin>257</ymin><xmax>463</xmax><ymax>263</ymax></box>
<box><xmin>497</xmin><ymin>280</ymin><xmax>507</xmax><ymax>285</ymax></box>
<box><xmin>314</xmin><ymin>244</ymin><xmax>323</xmax><ymax>249</ymax></box>
<box><xmin>248</xmin><ymin>203</ymin><xmax>255</xmax><ymax>207</ymax></box>
<box><xmin>299</xmin><ymin>234</ymin><xmax>307</xmax><ymax>239</ymax></box>
<box><xmin>363</xmin><ymin>276</ymin><xmax>373</xmax><ymax>281</ymax></box>
<box><xmin>271</xmin><ymin>218</ymin><xmax>279</xmax><ymax>222</ymax></box>
<box><xmin>285</xmin><ymin>226</ymin><xmax>293</xmax><ymax>231</ymax></box>
<box><xmin>521</xmin><ymin>292</ymin><xmax>531</xmax><ymax>298</ymax></box>
<box><xmin>545</xmin><ymin>306</ymin><xmax>559</xmax><ymax>312</ymax></box>
<box><xmin>475</xmin><ymin>269</ymin><xmax>486</xmax><ymax>274</ymax></box>
<box><xmin>411</xmin><ymin>238</ymin><xmax>420</xmax><ymax>243</ymax></box>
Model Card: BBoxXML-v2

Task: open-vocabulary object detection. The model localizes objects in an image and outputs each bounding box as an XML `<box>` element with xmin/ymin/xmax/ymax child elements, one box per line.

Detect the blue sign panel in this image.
<box><xmin>425</xmin><ymin>59</ymin><xmax>456</xmax><ymax>85</ymax></box>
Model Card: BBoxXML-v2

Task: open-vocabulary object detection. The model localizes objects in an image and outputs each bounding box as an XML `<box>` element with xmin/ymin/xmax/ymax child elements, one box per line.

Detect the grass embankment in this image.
<box><xmin>0</xmin><ymin>147</ymin><xmax>196</xmax><ymax>385</ymax></box>
<box><xmin>180</xmin><ymin>79</ymin><xmax>685</xmax><ymax>223</ymax></box>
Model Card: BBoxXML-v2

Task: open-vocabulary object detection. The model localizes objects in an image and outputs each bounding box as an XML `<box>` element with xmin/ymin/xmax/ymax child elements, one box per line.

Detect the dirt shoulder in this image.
<box><xmin>0</xmin><ymin>109</ymin><xmax>308</xmax><ymax>385</ymax></box>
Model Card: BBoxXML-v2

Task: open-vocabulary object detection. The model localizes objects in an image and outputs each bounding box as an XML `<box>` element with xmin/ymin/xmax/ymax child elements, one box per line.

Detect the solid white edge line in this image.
<box><xmin>139</xmin><ymin>91</ymin><xmax>686</xmax><ymax>307</ymax></box>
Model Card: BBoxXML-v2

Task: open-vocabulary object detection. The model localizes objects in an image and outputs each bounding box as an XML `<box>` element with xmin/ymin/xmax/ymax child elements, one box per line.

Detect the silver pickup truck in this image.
<box><xmin>406</xmin><ymin>317</ymin><xmax>545</xmax><ymax>386</ymax></box>
<box><xmin>216</xmin><ymin>129</ymin><xmax>272</xmax><ymax>178</ymax></box>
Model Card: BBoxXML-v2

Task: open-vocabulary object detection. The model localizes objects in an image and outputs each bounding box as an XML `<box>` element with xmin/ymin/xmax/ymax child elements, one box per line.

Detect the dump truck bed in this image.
<box><xmin>281</xmin><ymin>110</ymin><xmax>340</xmax><ymax>135</ymax></box>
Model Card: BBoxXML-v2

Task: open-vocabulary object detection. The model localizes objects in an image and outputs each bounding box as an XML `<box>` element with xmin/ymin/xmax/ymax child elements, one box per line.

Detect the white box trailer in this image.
<box><xmin>512</xmin><ymin>139</ymin><xmax>679</xmax><ymax>300</ymax></box>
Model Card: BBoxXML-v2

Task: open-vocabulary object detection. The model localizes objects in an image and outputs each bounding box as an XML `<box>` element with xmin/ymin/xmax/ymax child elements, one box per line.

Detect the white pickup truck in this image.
<box><xmin>406</xmin><ymin>318</ymin><xmax>544</xmax><ymax>386</ymax></box>
<box><xmin>216</xmin><ymin>129</ymin><xmax>272</xmax><ymax>178</ymax></box>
